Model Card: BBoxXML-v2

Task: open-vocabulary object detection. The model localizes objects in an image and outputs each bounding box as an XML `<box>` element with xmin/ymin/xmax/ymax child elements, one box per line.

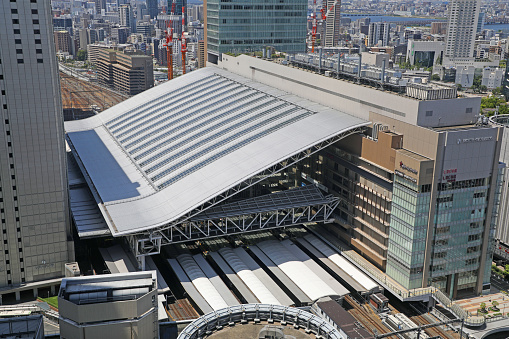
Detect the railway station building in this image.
<box><xmin>65</xmin><ymin>55</ymin><xmax>504</xmax><ymax>300</ymax></box>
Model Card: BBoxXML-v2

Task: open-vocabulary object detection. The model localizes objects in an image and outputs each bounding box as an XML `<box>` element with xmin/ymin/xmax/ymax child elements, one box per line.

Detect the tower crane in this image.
<box><xmin>311</xmin><ymin>0</ymin><xmax>339</xmax><ymax>53</ymax></box>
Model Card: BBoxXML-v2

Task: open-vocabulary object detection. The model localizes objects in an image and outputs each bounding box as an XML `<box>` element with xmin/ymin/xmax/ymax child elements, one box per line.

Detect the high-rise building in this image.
<box><xmin>445</xmin><ymin>0</ymin><xmax>480</xmax><ymax>60</ymax></box>
<box><xmin>0</xmin><ymin>1</ymin><xmax>73</xmax><ymax>288</ymax></box>
<box><xmin>167</xmin><ymin>0</ymin><xmax>186</xmax><ymax>17</ymax></box>
<box><xmin>55</xmin><ymin>30</ymin><xmax>72</xmax><ymax>54</ymax></box>
<box><xmin>367</xmin><ymin>22</ymin><xmax>390</xmax><ymax>47</ymax></box>
<box><xmin>197</xmin><ymin>40</ymin><xmax>205</xmax><ymax>68</ymax></box>
<box><xmin>206</xmin><ymin>0</ymin><xmax>307</xmax><ymax>61</ymax></box>
<box><xmin>321</xmin><ymin>0</ymin><xmax>341</xmax><ymax>47</ymax></box>
<box><xmin>119</xmin><ymin>4</ymin><xmax>135</xmax><ymax>34</ymax></box>
<box><xmin>431</xmin><ymin>22</ymin><xmax>447</xmax><ymax>35</ymax></box>
<box><xmin>94</xmin><ymin>0</ymin><xmax>106</xmax><ymax>16</ymax></box>
<box><xmin>147</xmin><ymin>0</ymin><xmax>158</xmax><ymax>19</ymax></box>
<box><xmin>97</xmin><ymin>49</ymin><xmax>154</xmax><ymax>95</ymax></box>
<box><xmin>477</xmin><ymin>12</ymin><xmax>485</xmax><ymax>33</ymax></box>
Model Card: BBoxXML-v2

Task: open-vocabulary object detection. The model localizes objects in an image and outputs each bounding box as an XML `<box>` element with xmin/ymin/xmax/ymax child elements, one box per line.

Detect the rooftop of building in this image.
<box><xmin>59</xmin><ymin>271</ymin><xmax>156</xmax><ymax>305</ymax></box>
<box><xmin>65</xmin><ymin>66</ymin><xmax>368</xmax><ymax>236</ymax></box>
<box><xmin>0</xmin><ymin>315</ymin><xmax>43</xmax><ymax>338</ymax></box>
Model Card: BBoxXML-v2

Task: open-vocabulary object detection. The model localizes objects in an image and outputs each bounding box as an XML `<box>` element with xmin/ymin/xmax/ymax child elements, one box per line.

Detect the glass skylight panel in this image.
<box><xmin>105</xmin><ymin>74</ymin><xmax>218</xmax><ymax>130</ymax></box>
<box><xmin>132</xmin><ymin>95</ymin><xmax>273</xmax><ymax>161</ymax></box>
<box><xmin>150</xmin><ymin>108</ymin><xmax>309</xmax><ymax>183</ymax></box>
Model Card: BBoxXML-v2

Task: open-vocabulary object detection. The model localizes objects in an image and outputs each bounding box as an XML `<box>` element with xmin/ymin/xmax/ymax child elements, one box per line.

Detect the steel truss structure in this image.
<box><xmin>129</xmin><ymin>126</ymin><xmax>365</xmax><ymax>264</ymax></box>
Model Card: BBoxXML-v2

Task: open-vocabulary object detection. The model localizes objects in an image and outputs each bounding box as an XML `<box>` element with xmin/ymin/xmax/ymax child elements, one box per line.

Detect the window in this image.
<box><xmin>17</xmin><ymin>59</ymin><xmax>23</xmax><ymax>64</ymax></box>
<box><xmin>35</xmin><ymin>39</ymin><xmax>41</xmax><ymax>44</ymax></box>
<box><xmin>12</xmin><ymin>19</ymin><xmax>19</xmax><ymax>24</ymax></box>
<box><xmin>466</xmin><ymin>107</ymin><xmax>473</xmax><ymax>113</ymax></box>
<box><xmin>37</xmin><ymin>59</ymin><xmax>43</xmax><ymax>64</ymax></box>
<box><xmin>1</xmin><ymin>91</ymin><xmax>5</xmax><ymax>96</ymax></box>
<box><xmin>36</xmin><ymin>49</ymin><xmax>42</xmax><ymax>54</ymax></box>
<box><xmin>34</xmin><ymin>29</ymin><xmax>40</xmax><ymax>34</ymax></box>
<box><xmin>32</xmin><ymin>19</ymin><xmax>39</xmax><ymax>24</ymax></box>
<box><xmin>11</xmin><ymin>9</ymin><xmax>18</xmax><ymax>14</ymax></box>
<box><xmin>4</xmin><ymin>119</ymin><xmax>8</xmax><ymax>124</ymax></box>
<box><xmin>31</xmin><ymin>9</ymin><xmax>38</xmax><ymax>14</ymax></box>
<box><xmin>426</xmin><ymin>110</ymin><xmax>433</xmax><ymax>116</ymax></box>
<box><xmin>13</xmin><ymin>29</ymin><xmax>20</xmax><ymax>34</ymax></box>
<box><xmin>14</xmin><ymin>39</ymin><xmax>21</xmax><ymax>44</ymax></box>
<box><xmin>15</xmin><ymin>49</ymin><xmax>22</xmax><ymax>54</ymax></box>
<box><xmin>468</xmin><ymin>234</ymin><xmax>481</xmax><ymax>242</ymax></box>
<box><xmin>3</xmin><ymin>105</ymin><xmax>7</xmax><ymax>110</ymax></box>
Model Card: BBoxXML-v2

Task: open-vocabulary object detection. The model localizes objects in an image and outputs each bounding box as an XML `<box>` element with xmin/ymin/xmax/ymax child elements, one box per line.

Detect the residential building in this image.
<box><xmin>482</xmin><ymin>67</ymin><xmax>504</xmax><ymax>89</ymax></box>
<box><xmin>0</xmin><ymin>1</ymin><xmax>73</xmax><ymax>289</ymax></box>
<box><xmin>198</xmin><ymin>39</ymin><xmax>205</xmax><ymax>68</ymax></box>
<box><xmin>97</xmin><ymin>49</ymin><xmax>154</xmax><ymax>95</ymax></box>
<box><xmin>444</xmin><ymin>0</ymin><xmax>480</xmax><ymax>61</ymax></box>
<box><xmin>55</xmin><ymin>30</ymin><xmax>72</xmax><ymax>54</ymax></box>
<box><xmin>205</xmin><ymin>0</ymin><xmax>307</xmax><ymax>62</ymax></box>
<box><xmin>321</xmin><ymin>0</ymin><xmax>341</xmax><ymax>48</ymax></box>
<box><xmin>368</xmin><ymin>22</ymin><xmax>390</xmax><ymax>47</ymax></box>
<box><xmin>94</xmin><ymin>0</ymin><xmax>106</xmax><ymax>16</ymax></box>
<box><xmin>431</xmin><ymin>22</ymin><xmax>447</xmax><ymax>35</ymax></box>
<box><xmin>58</xmin><ymin>272</ymin><xmax>158</xmax><ymax>339</ymax></box>
<box><xmin>119</xmin><ymin>4</ymin><xmax>135</xmax><ymax>34</ymax></box>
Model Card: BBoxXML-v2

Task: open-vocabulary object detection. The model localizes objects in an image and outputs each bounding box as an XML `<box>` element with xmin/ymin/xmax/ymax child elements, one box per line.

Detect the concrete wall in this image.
<box><xmin>216</xmin><ymin>55</ymin><xmax>480</xmax><ymax>129</ymax></box>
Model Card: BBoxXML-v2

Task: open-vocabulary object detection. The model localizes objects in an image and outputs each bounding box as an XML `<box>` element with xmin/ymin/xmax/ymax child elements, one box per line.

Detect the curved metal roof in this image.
<box><xmin>65</xmin><ymin>67</ymin><xmax>368</xmax><ymax>236</ymax></box>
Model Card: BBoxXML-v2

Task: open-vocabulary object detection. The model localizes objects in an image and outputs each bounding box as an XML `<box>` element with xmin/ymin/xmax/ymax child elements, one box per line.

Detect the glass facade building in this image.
<box><xmin>206</xmin><ymin>0</ymin><xmax>307</xmax><ymax>56</ymax></box>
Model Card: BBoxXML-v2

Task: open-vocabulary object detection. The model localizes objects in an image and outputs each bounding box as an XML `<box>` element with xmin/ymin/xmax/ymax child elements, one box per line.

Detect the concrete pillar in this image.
<box><xmin>15</xmin><ymin>291</ymin><xmax>20</xmax><ymax>301</ymax></box>
<box><xmin>50</xmin><ymin>285</ymin><xmax>56</xmax><ymax>295</ymax></box>
<box><xmin>33</xmin><ymin>288</ymin><xmax>38</xmax><ymax>299</ymax></box>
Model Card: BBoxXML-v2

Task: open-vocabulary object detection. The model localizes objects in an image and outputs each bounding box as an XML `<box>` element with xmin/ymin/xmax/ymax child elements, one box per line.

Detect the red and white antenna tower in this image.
<box><xmin>181</xmin><ymin>6</ymin><xmax>187</xmax><ymax>75</ymax></box>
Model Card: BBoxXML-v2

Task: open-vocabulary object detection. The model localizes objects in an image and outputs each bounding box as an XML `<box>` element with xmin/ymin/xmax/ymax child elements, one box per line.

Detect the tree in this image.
<box><xmin>493</xmin><ymin>300</ymin><xmax>499</xmax><ymax>310</ymax></box>
<box><xmin>480</xmin><ymin>302</ymin><xmax>487</xmax><ymax>311</ymax></box>
<box><xmin>76</xmin><ymin>49</ymin><xmax>87</xmax><ymax>61</ymax></box>
<box><xmin>431</xmin><ymin>74</ymin><xmax>441</xmax><ymax>81</ymax></box>
<box><xmin>493</xmin><ymin>87</ymin><xmax>503</xmax><ymax>96</ymax></box>
<box><xmin>480</xmin><ymin>85</ymin><xmax>488</xmax><ymax>93</ymax></box>
<box><xmin>457</xmin><ymin>84</ymin><xmax>463</xmax><ymax>91</ymax></box>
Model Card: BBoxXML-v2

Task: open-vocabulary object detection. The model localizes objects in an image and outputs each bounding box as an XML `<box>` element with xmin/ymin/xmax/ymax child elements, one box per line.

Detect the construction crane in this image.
<box><xmin>310</xmin><ymin>0</ymin><xmax>318</xmax><ymax>53</ymax></box>
<box><xmin>181</xmin><ymin>6</ymin><xmax>187</xmax><ymax>75</ymax></box>
<box><xmin>311</xmin><ymin>0</ymin><xmax>339</xmax><ymax>53</ymax></box>
<box><xmin>163</xmin><ymin>0</ymin><xmax>177</xmax><ymax>80</ymax></box>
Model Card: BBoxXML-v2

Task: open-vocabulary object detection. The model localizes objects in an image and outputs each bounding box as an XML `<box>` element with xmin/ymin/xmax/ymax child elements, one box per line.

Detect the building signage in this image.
<box><xmin>442</xmin><ymin>168</ymin><xmax>457</xmax><ymax>182</ymax></box>
<box><xmin>399</xmin><ymin>161</ymin><xmax>418</xmax><ymax>174</ymax></box>
<box><xmin>395</xmin><ymin>169</ymin><xmax>417</xmax><ymax>183</ymax></box>
<box><xmin>457</xmin><ymin>136</ymin><xmax>492</xmax><ymax>144</ymax></box>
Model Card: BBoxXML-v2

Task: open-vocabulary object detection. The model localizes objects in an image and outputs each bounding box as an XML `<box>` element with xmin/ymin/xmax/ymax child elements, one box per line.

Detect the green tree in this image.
<box><xmin>493</xmin><ymin>300</ymin><xmax>499</xmax><ymax>310</ymax></box>
<box><xmin>76</xmin><ymin>49</ymin><xmax>87</xmax><ymax>61</ymax></box>
<box><xmin>480</xmin><ymin>302</ymin><xmax>487</xmax><ymax>311</ymax></box>
<box><xmin>431</xmin><ymin>74</ymin><xmax>440</xmax><ymax>81</ymax></box>
<box><xmin>493</xmin><ymin>87</ymin><xmax>503</xmax><ymax>96</ymax></box>
<box><xmin>480</xmin><ymin>85</ymin><xmax>488</xmax><ymax>93</ymax></box>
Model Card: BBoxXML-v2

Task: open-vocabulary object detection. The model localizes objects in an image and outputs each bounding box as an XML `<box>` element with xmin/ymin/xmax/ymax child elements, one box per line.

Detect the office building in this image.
<box><xmin>0</xmin><ymin>1</ymin><xmax>73</xmax><ymax>288</ymax></box>
<box><xmin>406</xmin><ymin>40</ymin><xmax>445</xmax><ymax>67</ymax></box>
<box><xmin>206</xmin><ymin>0</ymin><xmax>307</xmax><ymax>61</ymax></box>
<box><xmin>481</xmin><ymin>67</ymin><xmax>504</xmax><ymax>89</ymax></box>
<box><xmin>321</xmin><ymin>0</ymin><xmax>341</xmax><ymax>48</ymax></box>
<box><xmin>112</xmin><ymin>26</ymin><xmax>130</xmax><ymax>44</ymax></box>
<box><xmin>147</xmin><ymin>0</ymin><xmax>158</xmax><ymax>19</ymax></box>
<box><xmin>94</xmin><ymin>0</ymin><xmax>106</xmax><ymax>16</ymax></box>
<box><xmin>58</xmin><ymin>272</ymin><xmax>158</xmax><ymax>339</ymax></box>
<box><xmin>445</xmin><ymin>0</ymin><xmax>480</xmax><ymax>61</ymax></box>
<box><xmin>97</xmin><ymin>49</ymin><xmax>154</xmax><ymax>95</ymax></box>
<box><xmin>167</xmin><ymin>0</ymin><xmax>186</xmax><ymax>17</ymax></box>
<box><xmin>119</xmin><ymin>4</ymin><xmax>135</xmax><ymax>34</ymax></box>
<box><xmin>55</xmin><ymin>30</ymin><xmax>72</xmax><ymax>54</ymax></box>
<box><xmin>368</xmin><ymin>22</ymin><xmax>390</xmax><ymax>47</ymax></box>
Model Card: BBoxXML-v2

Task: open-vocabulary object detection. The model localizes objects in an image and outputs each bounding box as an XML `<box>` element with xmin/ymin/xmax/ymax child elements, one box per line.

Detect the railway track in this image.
<box><xmin>410</xmin><ymin>314</ymin><xmax>459</xmax><ymax>339</ymax></box>
<box><xmin>345</xmin><ymin>295</ymin><xmax>396</xmax><ymax>338</ymax></box>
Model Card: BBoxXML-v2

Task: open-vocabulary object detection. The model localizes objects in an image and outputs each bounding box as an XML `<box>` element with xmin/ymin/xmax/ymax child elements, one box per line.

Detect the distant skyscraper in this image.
<box><xmin>94</xmin><ymin>0</ymin><xmax>106</xmax><ymax>16</ymax></box>
<box><xmin>368</xmin><ymin>22</ymin><xmax>390</xmax><ymax>47</ymax></box>
<box><xmin>119</xmin><ymin>4</ymin><xmax>135</xmax><ymax>33</ymax></box>
<box><xmin>445</xmin><ymin>0</ymin><xmax>480</xmax><ymax>60</ymax></box>
<box><xmin>147</xmin><ymin>0</ymin><xmax>158</xmax><ymax>19</ymax></box>
<box><xmin>321</xmin><ymin>0</ymin><xmax>341</xmax><ymax>47</ymax></box>
<box><xmin>477</xmin><ymin>12</ymin><xmax>485</xmax><ymax>33</ymax></box>
<box><xmin>0</xmin><ymin>1</ymin><xmax>73</xmax><ymax>288</ymax></box>
<box><xmin>206</xmin><ymin>0</ymin><xmax>307</xmax><ymax>61</ymax></box>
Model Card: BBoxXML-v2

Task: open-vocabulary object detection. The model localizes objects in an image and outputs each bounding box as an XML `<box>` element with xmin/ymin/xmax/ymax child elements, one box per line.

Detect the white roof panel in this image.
<box><xmin>65</xmin><ymin>67</ymin><xmax>368</xmax><ymax>235</ymax></box>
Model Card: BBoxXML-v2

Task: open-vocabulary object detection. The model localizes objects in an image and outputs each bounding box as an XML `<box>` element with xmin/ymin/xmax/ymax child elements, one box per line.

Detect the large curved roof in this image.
<box><xmin>65</xmin><ymin>67</ymin><xmax>368</xmax><ymax>236</ymax></box>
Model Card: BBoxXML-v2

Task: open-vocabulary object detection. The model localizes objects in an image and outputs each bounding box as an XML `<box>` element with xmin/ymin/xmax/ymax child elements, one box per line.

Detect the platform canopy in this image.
<box><xmin>65</xmin><ymin>67</ymin><xmax>368</xmax><ymax>236</ymax></box>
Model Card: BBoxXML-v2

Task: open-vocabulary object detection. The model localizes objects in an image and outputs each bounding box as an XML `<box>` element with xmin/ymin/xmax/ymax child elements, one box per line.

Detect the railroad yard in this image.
<box><xmin>60</xmin><ymin>72</ymin><xmax>128</xmax><ymax>120</ymax></box>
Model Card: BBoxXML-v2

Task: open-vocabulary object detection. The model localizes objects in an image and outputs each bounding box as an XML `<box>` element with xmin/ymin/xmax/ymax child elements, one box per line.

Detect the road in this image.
<box><xmin>490</xmin><ymin>273</ymin><xmax>509</xmax><ymax>294</ymax></box>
